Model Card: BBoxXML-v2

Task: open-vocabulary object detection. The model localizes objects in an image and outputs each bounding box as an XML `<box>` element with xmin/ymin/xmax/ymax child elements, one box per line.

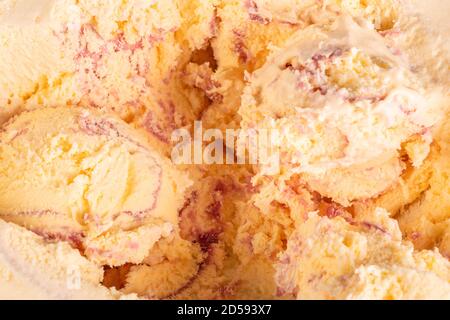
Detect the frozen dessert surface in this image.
<box><xmin>116</xmin><ymin>165</ymin><xmax>253</xmax><ymax>299</ymax></box>
<box><xmin>239</xmin><ymin>15</ymin><xmax>445</xmax><ymax>205</ymax></box>
<box><xmin>230</xmin><ymin>179</ymin><xmax>317</xmax><ymax>299</ymax></box>
<box><xmin>0</xmin><ymin>107</ymin><xmax>191</xmax><ymax>266</ymax></box>
<box><xmin>0</xmin><ymin>0</ymin><xmax>449</xmax><ymax>301</ymax></box>
<box><xmin>276</xmin><ymin>210</ymin><xmax>450</xmax><ymax>300</ymax></box>
<box><xmin>0</xmin><ymin>0</ymin><xmax>216</xmax><ymax>152</ymax></box>
<box><xmin>0</xmin><ymin>219</ymin><xmax>133</xmax><ymax>300</ymax></box>
<box><xmin>397</xmin><ymin>119</ymin><xmax>450</xmax><ymax>258</ymax></box>
<box><xmin>201</xmin><ymin>0</ymin><xmax>399</xmax><ymax>130</ymax></box>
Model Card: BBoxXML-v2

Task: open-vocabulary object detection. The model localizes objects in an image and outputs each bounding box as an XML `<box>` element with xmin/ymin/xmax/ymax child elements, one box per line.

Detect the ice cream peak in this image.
<box><xmin>0</xmin><ymin>107</ymin><xmax>191</xmax><ymax>266</ymax></box>
<box><xmin>239</xmin><ymin>16</ymin><xmax>446</xmax><ymax>205</ymax></box>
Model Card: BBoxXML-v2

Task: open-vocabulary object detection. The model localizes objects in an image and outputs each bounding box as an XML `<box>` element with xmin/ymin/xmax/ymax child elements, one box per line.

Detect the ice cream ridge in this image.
<box><xmin>0</xmin><ymin>106</ymin><xmax>244</xmax><ymax>300</ymax></box>
<box><xmin>0</xmin><ymin>0</ymin><xmax>449</xmax><ymax>301</ymax></box>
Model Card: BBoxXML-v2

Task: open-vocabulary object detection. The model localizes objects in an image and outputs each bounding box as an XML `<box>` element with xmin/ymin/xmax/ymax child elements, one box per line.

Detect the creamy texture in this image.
<box><xmin>117</xmin><ymin>164</ymin><xmax>253</xmax><ymax>299</ymax></box>
<box><xmin>0</xmin><ymin>0</ymin><xmax>449</xmax><ymax>301</ymax></box>
<box><xmin>0</xmin><ymin>107</ymin><xmax>191</xmax><ymax>266</ymax></box>
<box><xmin>230</xmin><ymin>178</ymin><xmax>318</xmax><ymax>299</ymax></box>
<box><xmin>396</xmin><ymin>117</ymin><xmax>450</xmax><ymax>257</ymax></box>
<box><xmin>387</xmin><ymin>0</ymin><xmax>450</xmax><ymax>88</ymax></box>
<box><xmin>249</xmin><ymin>0</ymin><xmax>397</xmax><ymax>29</ymax></box>
<box><xmin>0</xmin><ymin>219</ymin><xmax>134</xmax><ymax>299</ymax></box>
<box><xmin>201</xmin><ymin>0</ymin><xmax>399</xmax><ymax>130</ymax></box>
<box><xmin>406</xmin><ymin>0</ymin><xmax>450</xmax><ymax>51</ymax></box>
<box><xmin>0</xmin><ymin>0</ymin><xmax>216</xmax><ymax>151</ymax></box>
<box><xmin>350</xmin><ymin>0</ymin><xmax>450</xmax><ymax>259</ymax></box>
<box><xmin>239</xmin><ymin>16</ymin><xmax>445</xmax><ymax>205</ymax></box>
<box><xmin>276</xmin><ymin>210</ymin><xmax>450</xmax><ymax>300</ymax></box>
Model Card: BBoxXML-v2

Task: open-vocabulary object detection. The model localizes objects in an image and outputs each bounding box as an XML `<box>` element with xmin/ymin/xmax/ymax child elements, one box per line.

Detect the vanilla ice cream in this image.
<box><xmin>0</xmin><ymin>107</ymin><xmax>191</xmax><ymax>267</ymax></box>
<box><xmin>276</xmin><ymin>210</ymin><xmax>450</xmax><ymax>300</ymax></box>
<box><xmin>201</xmin><ymin>0</ymin><xmax>399</xmax><ymax>130</ymax></box>
<box><xmin>0</xmin><ymin>219</ymin><xmax>135</xmax><ymax>299</ymax></box>
<box><xmin>239</xmin><ymin>16</ymin><xmax>446</xmax><ymax>205</ymax></box>
<box><xmin>0</xmin><ymin>0</ymin><xmax>216</xmax><ymax>151</ymax></box>
<box><xmin>0</xmin><ymin>0</ymin><xmax>448</xmax><ymax>301</ymax></box>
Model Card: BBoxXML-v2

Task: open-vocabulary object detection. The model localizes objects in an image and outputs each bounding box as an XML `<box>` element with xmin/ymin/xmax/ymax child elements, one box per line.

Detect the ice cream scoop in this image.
<box><xmin>239</xmin><ymin>16</ymin><xmax>446</xmax><ymax>205</ymax></box>
<box><xmin>0</xmin><ymin>107</ymin><xmax>192</xmax><ymax>266</ymax></box>
<box><xmin>276</xmin><ymin>209</ymin><xmax>450</xmax><ymax>300</ymax></box>
<box><xmin>201</xmin><ymin>0</ymin><xmax>399</xmax><ymax>130</ymax></box>
<box><xmin>0</xmin><ymin>0</ymin><xmax>216</xmax><ymax>149</ymax></box>
<box><xmin>0</xmin><ymin>219</ymin><xmax>135</xmax><ymax>300</ymax></box>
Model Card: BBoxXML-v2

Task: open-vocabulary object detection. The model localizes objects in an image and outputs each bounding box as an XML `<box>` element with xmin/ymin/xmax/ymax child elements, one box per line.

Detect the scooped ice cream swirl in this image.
<box><xmin>240</xmin><ymin>16</ymin><xmax>446</xmax><ymax>205</ymax></box>
<box><xmin>276</xmin><ymin>210</ymin><xmax>450</xmax><ymax>300</ymax></box>
<box><xmin>0</xmin><ymin>107</ymin><xmax>191</xmax><ymax>267</ymax></box>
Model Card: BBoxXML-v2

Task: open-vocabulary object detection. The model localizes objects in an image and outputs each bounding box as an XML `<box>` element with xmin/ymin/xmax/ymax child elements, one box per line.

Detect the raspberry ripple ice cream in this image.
<box><xmin>201</xmin><ymin>0</ymin><xmax>399</xmax><ymax>129</ymax></box>
<box><xmin>0</xmin><ymin>219</ymin><xmax>135</xmax><ymax>300</ymax></box>
<box><xmin>276</xmin><ymin>209</ymin><xmax>450</xmax><ymax>300</ymax></box>
<box><xmin>0</xmin><ymin>0</ymin><xmax>216</xmax><ymax>150</ymax></box>
<box><xmin>0</xmin><ymin>107</ymin><xmax>192</xmax><ymax>267</ymax></box>
<box><xmin>239</xmin><ymin>15</ymin><xmax>446</xmax><ymax>206</ymax></box>
<box><xmin>0</xmin><ymin>0</ymin><xmax>449</xmax><ymax>301</ymax></box>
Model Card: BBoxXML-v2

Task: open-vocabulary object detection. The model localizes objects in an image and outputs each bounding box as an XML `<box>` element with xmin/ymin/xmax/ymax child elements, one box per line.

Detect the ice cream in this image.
<box><xmin>0</xmin><ymin>106</ymin><xmax>192</xmax><ymax>267</ymax></box>
<box><xmin>397</xmin><ymin>119</ymin><xmax>450</xmax><ymax>257</ymax></box>
<box><xmin>0</xmin><ymin>0</ymin><xmax>449</xmax><ymax>301</ymax></box>
<box><xmin>0</xmin><ymin>0</ymin><xmax>216</xmax><ymax>152</ymax></box>
<box><xmin>201</xmin><ymin>0</ymin><xmax>399</xmax><ymax>130</ymax></box>
<box><xmin>0</xmin><ymin>219</ymin><xmax>134</xmax><ymax>300</ymax></box>
<box><xmin>233</xmin><ymin>9</ymin><xmax>449</xmax><ymax>300</ymax></box>
<box><xmin>381</xmin><ymin>0</ymin><xmax>450</xmax><ymax>259</ymax></box>
<box><xmin>351</xmin><ymin>0</ymin><xmax>450</xmax><ymax>258</ymax></box>
<box><xmin>116</xmin><ymin>164</ymin><xmax>253</xmax><ymax>299</ymax></box>
<box><xmin>230</xmin><ymin>178</ymin><xmax>318</xmax><ymax>299</ymax></box>
<box><xmin>239</xmin><ymin>15</ymin><xmax>446</xmax><ymax>205</ymax></box>
<box><xmin>276</xmin><ymin>210</ymin><xmax>450</xmax><ymax>300</ymax></box>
